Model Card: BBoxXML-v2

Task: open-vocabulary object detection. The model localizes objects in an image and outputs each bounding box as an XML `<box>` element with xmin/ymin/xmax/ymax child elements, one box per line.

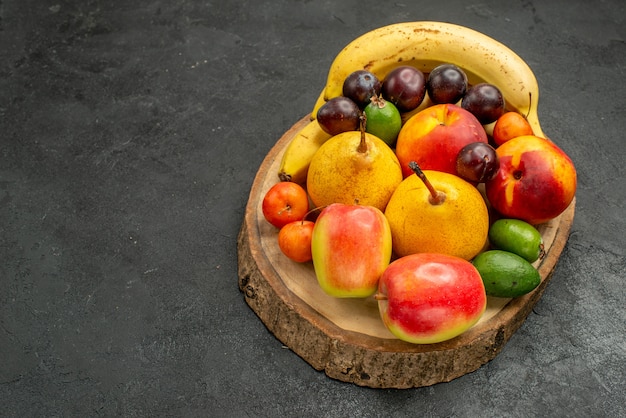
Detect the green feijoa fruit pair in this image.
<box><xmin>364</xmin><ymin>95</ymin><xmax>402</xmax><ymax>147</ymax></box>
<box><xmin>488</xmin><ymin>218</ymin><xmax>544</xmax><ymax>262</ymax></box>
<box><xmin>472</xmin><ymin>250</ymin><xmax>541</xmax><ymax>298</ymax></box>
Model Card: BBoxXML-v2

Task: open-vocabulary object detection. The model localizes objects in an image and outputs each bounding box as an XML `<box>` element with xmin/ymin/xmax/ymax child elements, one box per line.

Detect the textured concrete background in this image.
<box><xmin>1</xmin><ymin>0</ymin><xmax>625</xmax><ymax>416</ymax></box>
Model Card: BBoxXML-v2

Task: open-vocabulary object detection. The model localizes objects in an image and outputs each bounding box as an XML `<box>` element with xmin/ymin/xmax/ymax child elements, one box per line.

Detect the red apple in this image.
<box><xmin>311</xmin><ymin>203</ymin><xmax>392</xmax><ymax>298</ymax></box>
<box><xmin>485</xmin><ymin>135</ymin><xmax>577</xmax><ymax>225</ymax></box>
<box><xmin>261</xmin><ymin>181</ymin><xmax>309</xmax><ymax>229</ymax></box>
<box><xmin>376</xmin><ymin>253</ymin><xmax>487</xmax><ymax>344</ymax></box>
<box><xmin>395</xmin><ymin>103</ymin><xmax>488</xmax><ymax>177</ymax></box>
<box><xmin>278</xmin><ymin>220</ymin><xmax>315</xmax><ymax>263</ymax></box>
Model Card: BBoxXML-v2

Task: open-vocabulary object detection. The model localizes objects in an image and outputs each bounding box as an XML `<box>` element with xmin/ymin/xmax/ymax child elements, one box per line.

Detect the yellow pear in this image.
<box><xmin>384</xmin><ymin>162</ymin><xmax>489</xmax><ymax>260</ymax></box>
<box><xmin>307</xmin><ymin>123</ymin><xmax>402</xmax><ymax>212</ymax></box>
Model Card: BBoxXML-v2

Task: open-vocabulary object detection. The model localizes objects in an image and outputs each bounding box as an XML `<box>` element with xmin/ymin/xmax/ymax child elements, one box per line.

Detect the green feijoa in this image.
<box><xmin>472</xmin><ymin>250</ymin><xmax>541</xmax><ymax>298</ymax></box>
<box><xmin>488</xmin><ymin>218</ymin><xmax>544</xmax><ymax>262</ymax></box>
<box><xmin>364</xmin><ymin>95</ymin><xmax>402</xmax><ymax>147</ymax></box>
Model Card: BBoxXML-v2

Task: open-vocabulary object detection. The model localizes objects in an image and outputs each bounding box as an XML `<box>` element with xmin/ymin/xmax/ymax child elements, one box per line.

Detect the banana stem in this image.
<box><xmin>524</xmin><ymin>92</ymin><xmax>532</xmax><ymax>119</ymax></box>
<box><xmin>409</xmin><ymin>161</ymin><xmax>446</xmax><ymax>205</ymax></box>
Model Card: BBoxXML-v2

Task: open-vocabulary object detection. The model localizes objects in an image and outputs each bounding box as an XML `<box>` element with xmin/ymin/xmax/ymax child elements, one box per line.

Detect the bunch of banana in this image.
<box><xmin>277</xmin><ymin>119</ymin><xmax>332</xmax><ymax>184</ymax></box>
<box><xmin>278</xmin><ymin>21</ymin><xmax>543</xmax><ymax>184</ymax></box>
<box><xmin>312</xmin><ymin>21</ymin><xmax>542</xmax><ymax>136</ymax></box>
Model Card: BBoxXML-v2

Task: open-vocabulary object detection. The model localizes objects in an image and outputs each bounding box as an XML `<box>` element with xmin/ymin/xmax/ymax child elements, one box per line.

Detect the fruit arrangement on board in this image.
<box><xmin>261</xmin><ymin>21</ymin><xmax>577</xmax><ymax>345</ymax></box>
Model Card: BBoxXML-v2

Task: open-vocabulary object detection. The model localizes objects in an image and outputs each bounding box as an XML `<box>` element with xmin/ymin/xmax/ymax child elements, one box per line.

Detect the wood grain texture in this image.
<box><xmin>237</xmin><ymin>116</ymin><xmax>576</xmax><ymax>388</ymax></box>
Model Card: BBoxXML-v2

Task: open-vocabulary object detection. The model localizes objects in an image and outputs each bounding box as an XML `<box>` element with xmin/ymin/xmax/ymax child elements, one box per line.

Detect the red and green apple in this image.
<box><xmin>311</xmin><ymin>203</ymin><xmax>392</xmax><ymax>298</ymax></box>
<box><xmin>376</xmin><ymin>253</ymin><xmax>487</xmax><ymax>344</ymax></box>
<box><xmin>395</xmin><ymin>103</ymin><xmax>488</xmax><ymax>177</ymax></box>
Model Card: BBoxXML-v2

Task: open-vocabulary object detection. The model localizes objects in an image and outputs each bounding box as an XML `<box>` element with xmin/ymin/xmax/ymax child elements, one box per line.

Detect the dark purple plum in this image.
<box><xmin>461</xmin><ymin>83</ymin><xmax>505</xmax><ymax>124</ymax></box>
<box><xmin>426</xmin><ymin>64</ymin><xmax>468</xmax><ymax>104</ymax></box>
<box><xmin>316</xmin><ymin>96</ymin><xmax>361</xmax><ymax>136</ymax></box>
<box><xmin>381</xmin><ymin>66</ymin><xmax>426</xmax><ymax>112</ymax></box>
<box><xmin>342</xmin><ymin>70</ymin><xmax>381</xmax><ymax>109</ymax></box>
<box><xmin>455</xmin><ymin>142</ymin><xmax>500</xmax><ymax>183</ymax></box>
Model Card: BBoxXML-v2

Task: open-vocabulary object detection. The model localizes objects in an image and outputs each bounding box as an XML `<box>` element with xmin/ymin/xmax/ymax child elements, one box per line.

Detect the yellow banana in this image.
<box><xmin>277</xmin><ymin>119</ymin><xmax>332</xmax><ymax>184</ymax></box>
<box><xmin>311</xmin><ymin>21</ymin><xmax>543</xmax><ymax>137</ymax></box>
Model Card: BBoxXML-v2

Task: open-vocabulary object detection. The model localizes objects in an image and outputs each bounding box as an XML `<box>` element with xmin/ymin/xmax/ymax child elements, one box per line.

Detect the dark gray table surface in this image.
<box><xmin>2</xmin><ymin>0</ymin><xmax>624</xmax><ymax>416</ymax></box>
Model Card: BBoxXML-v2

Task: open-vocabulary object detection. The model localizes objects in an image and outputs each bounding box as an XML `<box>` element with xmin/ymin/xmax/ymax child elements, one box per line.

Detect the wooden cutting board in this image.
<box><xmin>237</xmin><ymin>115</ymin><xmax>575</xmax><ymax>389</ymax></box>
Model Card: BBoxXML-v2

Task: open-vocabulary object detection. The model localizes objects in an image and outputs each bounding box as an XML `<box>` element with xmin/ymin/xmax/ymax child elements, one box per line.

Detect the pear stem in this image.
<box><xmin>357</xmin><ymin>113</ymin><xmax>368</xmax><ymax>153</ymax></box>
<box><xmin>408</xmin><ymin>161</ymin><xmax>446</xmax><ymax>205</ymax></box>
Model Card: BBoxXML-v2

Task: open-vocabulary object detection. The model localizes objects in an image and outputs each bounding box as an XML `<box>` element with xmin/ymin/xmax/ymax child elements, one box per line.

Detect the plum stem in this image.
<box><xmin>303</xmin><ymin>205</ymin><xmax>326</xmax><ymax>222</ymax></box>
<box><xmin>408</xmin><ymin>161</ymin><xmax>446</xmax><ymax>205</ymax></box>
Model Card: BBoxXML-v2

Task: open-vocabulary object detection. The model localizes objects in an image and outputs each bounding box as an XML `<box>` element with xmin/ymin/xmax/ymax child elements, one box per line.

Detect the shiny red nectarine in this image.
<box><xmin>485</xmin><ymin>135</ymin><xmax>576</xmax><ymax>225</ymax></box>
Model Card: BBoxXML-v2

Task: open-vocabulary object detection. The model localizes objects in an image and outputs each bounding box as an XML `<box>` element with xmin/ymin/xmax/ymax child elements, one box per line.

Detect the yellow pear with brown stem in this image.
<box><xmin>307</xmin><ymin>116</ymin><xmax>403</xmax><ymax>212</ymax></box>
<box><xmin>384</xmin><ymin>162</ymin><xmax>489</xmax><ymax>260</ymax></box>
